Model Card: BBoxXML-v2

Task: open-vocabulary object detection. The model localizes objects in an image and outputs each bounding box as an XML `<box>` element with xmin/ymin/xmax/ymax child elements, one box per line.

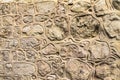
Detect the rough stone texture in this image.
<box><xmin>0</xmin><ymin>0</ymin><xmax>120</xmax><ymax>80</ymax></box>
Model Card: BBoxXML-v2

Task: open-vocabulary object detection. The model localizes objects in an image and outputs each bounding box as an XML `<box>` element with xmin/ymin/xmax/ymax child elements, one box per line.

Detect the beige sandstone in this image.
<box><xmin>0</xmin><ymin>0</ymin><xmax>119</xmax><ymax>80</ymax></box>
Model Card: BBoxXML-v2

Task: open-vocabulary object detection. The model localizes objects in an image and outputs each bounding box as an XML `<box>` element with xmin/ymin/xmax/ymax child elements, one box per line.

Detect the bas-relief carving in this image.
<box><xmin>0</xmin><ymin>0</ymin><xmax>120</xmax><ymax>80</ymax></box>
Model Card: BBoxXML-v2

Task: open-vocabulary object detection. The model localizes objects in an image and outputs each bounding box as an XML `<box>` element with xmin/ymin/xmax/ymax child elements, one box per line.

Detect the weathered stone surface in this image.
<box><xmin>0</xmin><ymin>26</ymin><xmax>12</xmax><ymax>38</ymax></box>
<box><xmin>46</xmin><ymin>16</ymin><xmax>68</xmax><ymax>41</ymax></box>
<box><xmin>66</xmin><ymin>59</ymin><xmax>92</xmax><ymax>80</ymax></box>
<box><xmin>35</xmin><ymin>1</ymin><xmax>55</xmax><ymax>14</ymax></box>
<box><xmin>31</xmin><ymin>24</ymin><xmax>44</xmax><ymax>36</ymax></box>
<box><xmin>71</xmin><ymin>1</ymin><xmax>91</xmax><ymax>13</ymax></box>
<box><xmin>25</xmin><ymin>49</ymin><xmax>37</xmax><ymax>61</ymax></box>
<box><xmin>35</xmin><ymin>14</ymin><xmax>49</xmax><ymax>22</ymax></box>
<box><xmin>0</xmin><ymin>0</ymin><xmax>119</xmax><ymax>80</ymax></box>
<box><xmin>2</xmin><ymin>15</ymin><xmax>13</xmax><ymax>26</ymax></box>
<box><xmin>27</xmin><ymin>4</ymin><xmax>35</xmax><ymax>14</ymax></box>
<box><xmin>112</xmin><ymin>0</ymin><xmax>120</xmax><ymax>10</ymax></box>
<box><xmin>70</xmin><ymin>15</ymin><xmax>100</xmax><ymax>40</ymax></box>
<box><xmin>23</xmin><ymin>15</ymin><xmax>33</xmax><ymax>24</ymax></box>
<box><xmin>37</xmin><ymin>60</ymin><xmax>51</xmax><ymax>77</ymax></box>
<box><xmin>22</xmin><ymin>25</ymin><xmax>31</xmax><ymax>36</ymax></box>
<box><xmin>3</xmin><ymin>38</ymin><xmax>19</xmax><ymax>49</ymax></box>
<box><xmin>13</xmin><ymin>62</ymin><xmax>36</xmax><ymax>75</ymax></box>
<box><xmin>13</xmin><ymin>49</ymin><xmax>26</xmax><ymax>61</ymax></box>
<box><xmin>89</xmin><ymin>40</ymin><xmax>110</xmax><ymax>59</ymax></box>
<box><xmin>103</xmin><ymin>14</ymin><xmax>120</xmax><ymax>40</ymax></box>
<box><xmin>20</xmin><ymin>37</ymin><xmax>39</xmax><ymax>49</ymax></box>
<box><xmin>0</xmin><ymin>50</ymin><xmax>10</xmax><ymax>61</ymax></box>
<box><xmin>41</xmin><ymin>43</ymin><xmax>58</xmax><ymax>55</ymax></box>
<box><xmin>17</xmin><ymin>3</ymin><xmax>27</xmax><ymax>14</ymax></box>
<box><xmin>0</xmin><ymin>3</ymin><xmax>10</xmax><ymax>15</ymax></box>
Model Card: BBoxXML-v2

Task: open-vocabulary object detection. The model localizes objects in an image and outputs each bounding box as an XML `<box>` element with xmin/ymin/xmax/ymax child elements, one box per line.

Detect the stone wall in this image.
<box><xmin>0</xmin><ymin>0</ymin><xmax>120</xmax><ymax>80</ymax></box>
